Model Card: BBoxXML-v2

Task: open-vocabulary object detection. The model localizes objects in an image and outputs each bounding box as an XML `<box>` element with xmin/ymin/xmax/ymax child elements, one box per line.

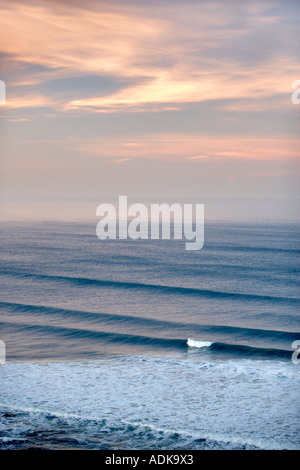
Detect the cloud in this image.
<box><xmin>1</xmin><ymin>0</ymin><xmax>299</xmax><ymax>113</ymax></box>
<box><xmin>113</xmin><ymin>157</ymin><xmax>131</xmax><ymax>164</ymax></box>
<box><xmin>64</xmin><ymin>134</ymin><xmax>300</xmax><ymax>162</ymax></box>
<box><xmin>3</xmin><ymin>93</ymin><xmax>51</xmax><ymax>109</ymax></box>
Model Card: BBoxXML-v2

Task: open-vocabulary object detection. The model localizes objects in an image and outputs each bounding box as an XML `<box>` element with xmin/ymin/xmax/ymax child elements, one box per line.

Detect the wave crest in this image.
<box><xmin>187</xmin><ymin>338</ymin><xmax>213</xmax><ymax>348</ymax></box>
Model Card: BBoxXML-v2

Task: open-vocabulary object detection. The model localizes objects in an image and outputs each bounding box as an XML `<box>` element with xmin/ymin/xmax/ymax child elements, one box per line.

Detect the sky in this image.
<box><xmin>0</xmin><ymin>0</ymin><xmax>299</xmax><ymax>205</ymax></box>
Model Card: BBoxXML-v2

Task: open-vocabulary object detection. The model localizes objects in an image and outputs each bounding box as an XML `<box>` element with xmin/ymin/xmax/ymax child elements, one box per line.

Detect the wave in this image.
<box><xmin>1</xmin><ymin>270</ymin><xmax>299</xmax><ymax>304</ymax></box>
<box><xmin>186</xmin><ymin>337</ymin><xmax>294</xmax><ymax>359</ymax></box>
<box><xmin>208</xmin><ymin>244</ymin><xmax>300</xmax><ymax>255</ymax></box>
<box><xmin>0</xmin><ymin>319</ymin><xmax>294</xmax><ymax>360</ymax></box>
<box><xmin>187</xmin><ymin>339</ymin><xmax>212</xmax><ymax>348</ymax></box>
<box><xmin>122</xmin><ymin>419</ymin><xmax>299</xmax><ymax>451</ymax></box>
<box><xmin>1</xmin><ymin>301</ymin><xmax>299</xmax><ymax>344</ymax></box>
<box><xmin>2</xmin><ymin>404</ymin><xmax>298</xmax><ymax>450</ymax></box>
<box><xmin>0</xmin><ymin>320</ymin><xmax>186</xmax><ymax>350</ymax></box>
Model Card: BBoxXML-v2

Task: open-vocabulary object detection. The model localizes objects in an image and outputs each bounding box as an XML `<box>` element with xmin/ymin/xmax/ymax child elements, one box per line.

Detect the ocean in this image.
<box><xmin>0</xmin><ymin>206</ymin><xmax>299</xmax><ymax>450</ymax></box>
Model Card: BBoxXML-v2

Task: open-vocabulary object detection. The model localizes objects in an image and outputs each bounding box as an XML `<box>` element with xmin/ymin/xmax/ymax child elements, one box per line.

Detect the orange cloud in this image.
<box><xmin>3</xmin><ymin>94</ymin><xmax>51</xmax><ymax>109</ymax></box>
<box><xmin>0</xmin><ymin>1</ymin><xmax>299</xmax><ymax>113</ymax></box>
<box><xmin>65</xmin><ymin>57</ymin><xmax>298</xmax><ymax>112</ymax></box>
<box><xmin>113</xmin><ymin>157</ymin><xmax>130</xmax><ymax>164</ymax></box>
<box><xmin>65</xmin><ymin>134</ymin><xmax>300</xmax><ymax>162</ymax></box>
<box><xmin>0</xmin><ymin>2</ymin><xmax>167</xmax><ymax>78</ymax></box>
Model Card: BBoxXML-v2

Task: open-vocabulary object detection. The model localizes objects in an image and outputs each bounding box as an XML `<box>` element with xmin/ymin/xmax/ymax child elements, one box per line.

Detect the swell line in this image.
<box><xmin>1</xmin><ymin>270</ymin><xmax>299</xmax><ymax>304</ymax></box>
<box><xmin>0</xmin><ymin>301</ymin><xmax>299</xmax><ymax>343</ymax></box>
<box><xmin>0</xmin><ymin>320</ymin><xmax>185</xmax><ymax>350</ymax></box>
<box><xmin>0</xmin><ymin>320</ymin><xmax>294</xmax><ymax>359</ymax></box>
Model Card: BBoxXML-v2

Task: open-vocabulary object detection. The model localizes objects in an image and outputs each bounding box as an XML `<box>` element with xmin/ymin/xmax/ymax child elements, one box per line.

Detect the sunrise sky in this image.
<box><xmin>0</xmin><ymin>0</ymin><xmax>299</xmax><ymax>203</ymax></box>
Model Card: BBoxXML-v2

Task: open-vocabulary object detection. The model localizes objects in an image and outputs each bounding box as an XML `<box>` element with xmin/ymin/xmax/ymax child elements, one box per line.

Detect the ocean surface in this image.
<box><xmin>0</xmin><ymin>211</ymin><xmax>299</xmax><ymax>450</ymax></box>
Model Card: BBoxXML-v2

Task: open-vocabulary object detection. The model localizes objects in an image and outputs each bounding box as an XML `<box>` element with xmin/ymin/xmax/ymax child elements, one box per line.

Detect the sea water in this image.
<box><xmin>0</xmin><ymin>210</ymin><xmax>299</xmax><ymax>449</ymax></box>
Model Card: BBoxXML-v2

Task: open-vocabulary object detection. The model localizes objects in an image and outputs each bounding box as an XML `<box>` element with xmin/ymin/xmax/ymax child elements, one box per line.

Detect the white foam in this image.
<box><xmin>187</xmin><ymin>338</ymin><xmax>212</xmax><ymax>348</ymax></box>
<box><xmin>122</xmin><ymin>419</ymin><xmax>299</xmax><ymax>451</ymax></box>
<box><xmin>1</xmin><ymin>356</ymin><xmax>299</xmax><ymax>450</ymax></box>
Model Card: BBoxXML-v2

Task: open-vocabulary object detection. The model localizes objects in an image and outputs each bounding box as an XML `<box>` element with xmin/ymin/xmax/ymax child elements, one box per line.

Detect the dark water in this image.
<box><xmin>0</xmin><ymin>220</ymin><xmax>299</xmax><ymax>449</ymax></box>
